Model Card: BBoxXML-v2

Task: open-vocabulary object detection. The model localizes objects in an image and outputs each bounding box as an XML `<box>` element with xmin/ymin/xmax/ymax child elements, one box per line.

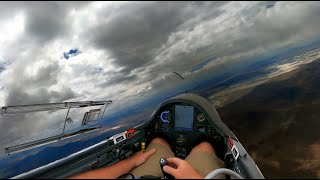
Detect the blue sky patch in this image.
<box><xmin>0</xmin><ymin>62</ymin><xmax>6</xmax><ymax>73</ymax></box>
<box><xmin>62</xmin><ymin>48</ymin><xmax>81</xmax><ymax>60</ymax></box>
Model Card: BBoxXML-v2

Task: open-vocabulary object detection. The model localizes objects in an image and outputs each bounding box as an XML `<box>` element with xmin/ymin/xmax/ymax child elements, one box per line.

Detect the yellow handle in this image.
<box><xmin>141</xmin><ymin>142</ymin><xmax>145</xmax><ymax>152</ymax></box>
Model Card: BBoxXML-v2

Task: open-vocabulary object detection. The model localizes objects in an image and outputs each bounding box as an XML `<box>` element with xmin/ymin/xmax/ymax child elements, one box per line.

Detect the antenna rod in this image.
<box><xmin>173</xmin><ymin>72</ymin><xmax>184</xmax><ymax>80</ymax></box>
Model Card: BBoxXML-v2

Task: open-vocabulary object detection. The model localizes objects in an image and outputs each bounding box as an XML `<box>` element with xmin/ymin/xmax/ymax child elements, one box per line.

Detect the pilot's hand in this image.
<box><xmin>129</xmin><ymin>148</ymin><xmax>156</xmax><ymax>167</ymax></box>
<box><xmin>163</xmin><ymin>157</ymin><xmax>204</xmax><ymax>179</ymax></box>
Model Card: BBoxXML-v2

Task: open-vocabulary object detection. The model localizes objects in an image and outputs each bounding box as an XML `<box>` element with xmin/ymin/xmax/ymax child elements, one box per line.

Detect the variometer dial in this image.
<box><xmin>160</xmin><ymin>111</ymin><xmax>171</xmax><ymax>123</ymax></box>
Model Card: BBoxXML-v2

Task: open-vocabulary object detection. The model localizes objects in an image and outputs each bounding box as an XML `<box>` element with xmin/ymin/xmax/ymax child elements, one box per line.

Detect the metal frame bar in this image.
<box><xmin>1</xmin><ymin>101</ymin><xmax>112</xmax><ymax>115</ymax></box>
<box><xmin>62</xmin><ymin>107</ymin><xmax>71</xmax><ymax>136</ymax></box>
<box><xmin>100</xmin><ymin>102</ymin><xmax>110</xmax><ymax>120</ymax></box>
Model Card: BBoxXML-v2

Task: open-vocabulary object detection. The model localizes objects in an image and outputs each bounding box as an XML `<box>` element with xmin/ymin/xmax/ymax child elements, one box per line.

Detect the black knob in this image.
<box><xmin>159</xmin><ymin>157</ymin><xmax>174</xmax><ymax>179</ymax></box>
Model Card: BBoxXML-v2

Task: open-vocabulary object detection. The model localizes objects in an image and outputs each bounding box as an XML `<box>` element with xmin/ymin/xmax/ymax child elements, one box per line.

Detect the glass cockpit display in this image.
<box><xmin>174</xmin><ymin>105</ymin><xmax>194</xmax><ymax>131</ymax></box>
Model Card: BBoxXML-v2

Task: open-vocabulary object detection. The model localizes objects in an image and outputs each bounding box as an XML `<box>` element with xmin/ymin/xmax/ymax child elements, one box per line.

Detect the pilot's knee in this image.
<box><xmin>150</xmin><ymin>137</ymin><xmax>171</xmax><ymax>149</ymax></box>
<box><xmin>151</xmin><ymin>137</ymin><xmax>167</xmax><ymax>144</ymax></box>
<box><xmin>192</xmin><ymin>142</ymin><xmax>216</xmax><ymax>154</ymax></box>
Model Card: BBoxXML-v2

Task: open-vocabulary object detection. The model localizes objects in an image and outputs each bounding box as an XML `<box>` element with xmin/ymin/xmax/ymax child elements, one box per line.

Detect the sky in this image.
<box><xmin>1</xmin><ymin>1</ymin><xmax>320</xmax><ymax>147</ymax></box>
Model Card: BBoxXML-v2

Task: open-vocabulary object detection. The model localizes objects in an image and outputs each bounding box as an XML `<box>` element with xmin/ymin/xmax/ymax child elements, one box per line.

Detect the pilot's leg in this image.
<box><xmin>185</xmin><ymin>142</ymin><xmax>225</xmax><ymax>179</ymax></box>
<box><xmin>131</xmin><ymin>137</ymin><xmax>174</xmax><ymax>177</ymax></box>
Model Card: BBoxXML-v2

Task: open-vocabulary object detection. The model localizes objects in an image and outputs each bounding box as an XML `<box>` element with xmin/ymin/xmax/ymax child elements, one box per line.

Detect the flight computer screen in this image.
<box><xmin>175</xmin><ymin>105</ymin><xmax>194</xmax><ymax>131</ymax></box>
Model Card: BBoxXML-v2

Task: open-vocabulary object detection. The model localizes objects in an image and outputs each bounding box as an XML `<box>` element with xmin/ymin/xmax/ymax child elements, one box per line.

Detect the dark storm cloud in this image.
<box><xmin>97</xmin><ymin>71</ymin><xmax>138</xmax><ymax>88</ymax></box>
<box><xmin>5</xmin><ymin>86</ymin><xmax>76</xmax><ymax>106</ymax></box>
<box><xmin>24</xmin><ymin>2</ymin><xmax>69</xmax><ymax>43</ymax></box>
<box><xmin>90</xmin><ymin>2</ymin><xmax>185</xmax><ymax>72</ymax></box>
<box><xmin>28</xmin><ymin>62</ymin><xmax>60</xmax><ymax>87</ymax></box>
<box><xmin>0</xmin><ymin>2</ymin><xmax>23</xmax><ymax>20</ymax></box>
<box><xmin>88</xmin><ymin>1</ymin><xmax>226</xmax><ymax>73</ymax></box>
<box><xmin>3</xmin><ymin>59</ymin><xmax>76</xmax><ymax>106</ymax></box>
<box><xmin>147</xmin><ymin>1</ymin><xmax>320</xmax><ymax>81</ymax></box>
<box><xmin>13</xmin><ymin>60</ymin><xmax>59</xmax><ymax>88</ymax></box>
<box><xmin>265</xmin><ymin>1</ymin><xmax>277</xmax><ymax>9</ymax></box>
<box><xmin>0</xmin><ymin>1</ymin><xmax>91</xmax><ymax>44</ymax></box>
<box><xmin>218</xmin><ymin>2</ymin><xmax>320</xmax><ymax>57</ymax></box>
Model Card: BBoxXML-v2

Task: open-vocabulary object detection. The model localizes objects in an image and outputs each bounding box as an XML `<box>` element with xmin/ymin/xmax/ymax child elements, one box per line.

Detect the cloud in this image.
<box><xmin>23</xmin><ymin>2</ymin><xmax>90</xmax><ymax>44</ymax></box>
<box><xmin>0</xmin><ymin>47</ymin><xmax>77</xmax><ymax>105</ymax></box>
<box><xmin>191</xmin><ymin>57</ymin><xmax>217</xmax><ymax>72</ymax></box>
<box><xmin>0</xmin><ymin>2</ymin><xmax>23</xmax><ymax>21</ymax></box>
<box><xmin>87</xmin><ymin>2</ymin><xmax>226</xmax><ymax>73</ymax></box>
<box><xmin>5</xmin><ymin>86</ymin><xmax>76</xmax><ymax>106</ymax></box>
<box><xmin>88</xmin><ymin>2</ymin><xmax>186</xmax><ymax>72</ymax></box>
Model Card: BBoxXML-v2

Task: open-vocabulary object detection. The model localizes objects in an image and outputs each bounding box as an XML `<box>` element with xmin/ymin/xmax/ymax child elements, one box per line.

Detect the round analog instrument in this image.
<box><xmin>160</xmin><ymin>111</ymin><xmax>171</xmax><ymax>123</ymax></box>
<box><xmin>197</xmin><ymin>113</ymin><xmax>205</xmax><ymax>122</ymax></box>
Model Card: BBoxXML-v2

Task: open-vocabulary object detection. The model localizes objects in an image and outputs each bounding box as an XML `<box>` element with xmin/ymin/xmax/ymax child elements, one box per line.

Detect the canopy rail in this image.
<box><xmin>1</xmin><ymin>100</ymin><xmax>112</xmax><ymax>115</ymax></box>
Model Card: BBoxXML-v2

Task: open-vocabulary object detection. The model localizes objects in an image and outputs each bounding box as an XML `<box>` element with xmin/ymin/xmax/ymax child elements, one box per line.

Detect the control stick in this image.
<box><xmin>159</xmin><ymin>157</ymin><xmax>174</xmax><ymax>179</ymax></box>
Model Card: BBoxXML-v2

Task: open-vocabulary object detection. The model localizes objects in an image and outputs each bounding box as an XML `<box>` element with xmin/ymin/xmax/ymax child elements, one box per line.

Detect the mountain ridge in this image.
<box><xmin>217</xmin><ymin>58</ymin><xmax>320</xmax><ymax>178</ymax></box>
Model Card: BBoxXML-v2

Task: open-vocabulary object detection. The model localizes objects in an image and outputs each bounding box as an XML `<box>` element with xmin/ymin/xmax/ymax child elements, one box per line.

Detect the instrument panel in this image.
<box><xmin>153</xmin><ymin>104</ymin><xmax>210</xmax><ymax>132</ymax></box>
<box><xmin>147</xmin><ymin>102</ymin><xmax>222</xmax><ymax>159</ymax></box>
